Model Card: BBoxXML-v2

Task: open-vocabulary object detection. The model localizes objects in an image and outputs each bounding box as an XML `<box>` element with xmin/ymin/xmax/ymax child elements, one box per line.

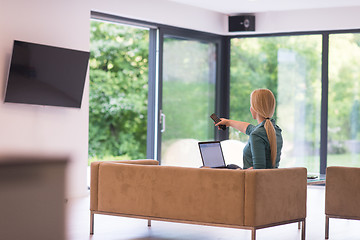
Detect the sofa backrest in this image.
<box><xmin>95</xmin><ymin>163</ymin><xmax>246</xmax><ymax>226</ymax></box>
<box><xmin>90</xmin><ymin>159</ymin><xmax>159</xmax><ymax>211</ymax></box>
<box><xmin>91</xmin><ymin>161</ymin><xmax>307</xmax><ymax>228</ymax></box>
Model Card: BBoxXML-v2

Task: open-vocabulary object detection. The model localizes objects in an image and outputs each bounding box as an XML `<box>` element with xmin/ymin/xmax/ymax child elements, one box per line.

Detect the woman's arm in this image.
<box><xmin>215</xmin><ymin>118</ymin><xmax>250</xmax><ymax>134</ymax></box>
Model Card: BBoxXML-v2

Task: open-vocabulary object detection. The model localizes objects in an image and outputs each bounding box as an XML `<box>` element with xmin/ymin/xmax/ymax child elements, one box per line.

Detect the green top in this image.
<box><xmin>243</xmin><ymin>119</ymin><xmax>283</xmax><ymax>169</ymax></box>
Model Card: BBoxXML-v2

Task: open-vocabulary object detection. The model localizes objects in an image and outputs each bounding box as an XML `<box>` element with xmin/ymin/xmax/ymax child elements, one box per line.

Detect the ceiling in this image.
<box><xmin>168</xmin><ymin>0</ymin><xmax>360</xmax><ymax>15</ymax></box>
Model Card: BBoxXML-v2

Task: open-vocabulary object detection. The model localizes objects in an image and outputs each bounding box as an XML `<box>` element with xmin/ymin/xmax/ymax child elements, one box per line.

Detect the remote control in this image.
<box><xmin>210</xmin><ymin>113</ymin><xmax>226</xmax><ymax>130</ymax></box>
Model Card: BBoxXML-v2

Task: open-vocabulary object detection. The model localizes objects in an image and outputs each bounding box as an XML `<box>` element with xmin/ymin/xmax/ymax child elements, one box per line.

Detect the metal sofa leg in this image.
<box><xmin>325</xmin><ymin>216</ymin><xmax>329</xmax><ymax>239</ymax></box>
<box><xmin>148</xmin><ymin>219</ymin><xmax>151</xmax><ymax>227</ymax></box>
<box><xmin>301</xmin><ymin>219</ymin><xmax>306</xmax><ymax>240</ymax></box>
<box><xmin>90</xmin><ymin>212</ymin><xmax>94</xmax><ymax>235</ymax></box>
<box><xmin>251</xmin><ymin>228</ymin><xmax>256</xmax><ymax>240</ymax></box>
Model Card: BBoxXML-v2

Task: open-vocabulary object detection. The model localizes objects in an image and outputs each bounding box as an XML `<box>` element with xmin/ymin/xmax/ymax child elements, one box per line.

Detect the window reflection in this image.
<box><xmin>161</xmin><ymin>37</ymin><xmax>216</xmax><ymax>167</ymax></box>
<box><xmin>328</xmin><ymin>33</ymin><xmax>360</xmax><ymax>168</ymax></box>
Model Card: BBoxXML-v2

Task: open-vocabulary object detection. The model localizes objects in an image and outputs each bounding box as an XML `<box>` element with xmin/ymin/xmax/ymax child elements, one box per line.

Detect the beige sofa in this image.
<box><xmin>325</xmin><ymin>166</ymin><xmax>360</xmax><ymax>239</ymax></box>
<box><xmin>90</xmin><ymin>160</ymin><xmax>307</xmax><ymax>240</ymax></box>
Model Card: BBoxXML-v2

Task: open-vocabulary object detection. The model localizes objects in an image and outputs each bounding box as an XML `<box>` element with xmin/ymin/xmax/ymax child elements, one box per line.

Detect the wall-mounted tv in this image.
<box><xmin>4</xmin><ymin>40</ymin><xmax>90</xmax><ymax>108</ymax></box>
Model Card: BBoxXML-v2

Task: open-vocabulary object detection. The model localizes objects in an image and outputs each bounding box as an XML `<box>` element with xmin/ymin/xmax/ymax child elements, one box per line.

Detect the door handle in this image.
<box><xmin>160</xmin><ymin>110</ymin><xmax>166</xmax><ymax>133</ymax></box>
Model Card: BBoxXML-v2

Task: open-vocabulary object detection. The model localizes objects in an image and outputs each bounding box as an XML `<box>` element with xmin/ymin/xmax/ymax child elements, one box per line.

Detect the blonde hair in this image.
<box><xmin>250</xmin><ymin>89</ymin><xmax>277</xmax><ymax>167</ymax></box>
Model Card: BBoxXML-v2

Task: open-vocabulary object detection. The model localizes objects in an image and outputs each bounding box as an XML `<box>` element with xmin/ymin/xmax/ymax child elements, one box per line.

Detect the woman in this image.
<box><xmin>216</xmin><ymin>89</ymin><xmax>283</xmax><ymax>169</ymax></box>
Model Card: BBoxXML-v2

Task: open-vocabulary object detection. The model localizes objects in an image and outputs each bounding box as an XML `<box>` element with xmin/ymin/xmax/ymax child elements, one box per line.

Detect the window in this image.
<box><xmin>328</xmin><ymin>33</ymin><xmax>360</xmax><ymax>168</ymax></box>
<box><xmin>89</xmin><ymin>12</ymin><xmax>360</xmax><ymax>173</ymax></box>
<box><xmin>230</xmin><ymin>35</ymin><xmax>322</xmax><ymax>173</ymax></box>
<box><xmin>160</xmin><ymin>36</ymin><xmax>217</xmax><ymax>167</ymax></box>
<box><xmin>89</xmin><ymin>19</ymin><xmax>149</xmax><ymax>163</ymax></box>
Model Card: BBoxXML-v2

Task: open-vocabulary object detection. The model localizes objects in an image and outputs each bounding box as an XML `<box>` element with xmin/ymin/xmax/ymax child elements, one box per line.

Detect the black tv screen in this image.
<box><xmin>4</xmin><ymin>40</ymin><xmax>90</xmax><ymax>108</ymax></box>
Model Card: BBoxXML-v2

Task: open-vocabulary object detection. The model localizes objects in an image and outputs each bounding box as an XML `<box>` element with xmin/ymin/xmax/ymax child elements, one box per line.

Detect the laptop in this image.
<box><xmin>198</xmin><ymin>141</ymin><xmax>227</xmax><ymax>168</ymax></box>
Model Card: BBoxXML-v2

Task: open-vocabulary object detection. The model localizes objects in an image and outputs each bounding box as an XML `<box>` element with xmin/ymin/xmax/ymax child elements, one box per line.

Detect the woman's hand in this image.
<box><xmin>215</xmin><ymin>118</ymin><xmax>230</xmax><ymax>130</ymax></box>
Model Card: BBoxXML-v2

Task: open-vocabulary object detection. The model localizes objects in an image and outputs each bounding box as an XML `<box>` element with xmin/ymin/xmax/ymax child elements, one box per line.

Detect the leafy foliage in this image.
<box><xmin>89</xmin><ymin>21</ymin><xmax>149</xmax><ymax>161</ymax></box>
<box><xmin>328</xmin><ymin>33</ymin><xmax>360</xmax><ymax>145</ymax></box>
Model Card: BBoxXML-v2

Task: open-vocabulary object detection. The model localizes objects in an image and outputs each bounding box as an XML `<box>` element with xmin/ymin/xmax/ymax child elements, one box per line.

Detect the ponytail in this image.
<box><xmin>251</xmin><ymin>89</ymin><xmax>277</xmax><ymax>167</ymax></box>
<box><xmin>264</xmin><ymin>118</ymin><xmax>277</xmax><ymax>167</ymax></box>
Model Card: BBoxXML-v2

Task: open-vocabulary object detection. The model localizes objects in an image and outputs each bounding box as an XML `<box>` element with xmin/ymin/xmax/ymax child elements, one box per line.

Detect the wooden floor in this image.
<box><xmin>66</xmin><ymin>186</ymin><xmax>360</xmax><ymax>240</ymax></box>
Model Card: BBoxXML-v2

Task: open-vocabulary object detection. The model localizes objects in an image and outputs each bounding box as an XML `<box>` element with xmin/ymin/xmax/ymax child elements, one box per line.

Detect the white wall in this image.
<box><xmin>90</xmin><ymin>0</ymin><xmax>227</xmax><ymax>34</ymax></box>
<box><xmin>232</xmin><ymin>6</ymin><xmax>360</xmax><ymax>35</ymax></box>
<box><xmin>90</xmin><ymin>2</ymin><xmax>360</xmax><ymax>35</ymax></box>
<box><xmin>0</xmin><ymin>0</ymin><xmax>90</xmax><ymax>198</ymax></box>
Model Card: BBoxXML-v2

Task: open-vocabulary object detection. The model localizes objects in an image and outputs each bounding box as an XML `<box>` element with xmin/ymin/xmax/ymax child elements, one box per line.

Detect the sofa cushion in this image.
<box><xmin>90</xmin><ymin>160</ymin><xmax>158</xmax><ymax>211</ymax></box>
<box><xmin>151</xmin><ymin>166</ymin><xmax>245</xmax><ymax>226</ymax></box>
<box><xmin>98</xmin><ymin>162</ymin><xmax>156</xmax><ymax>217</ymax></box>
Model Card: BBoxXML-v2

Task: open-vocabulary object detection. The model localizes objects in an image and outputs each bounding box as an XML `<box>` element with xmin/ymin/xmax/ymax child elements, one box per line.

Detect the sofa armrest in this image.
<box><xmin>325</xmin><ymin>166</ymin><xmax>360</xmax><ymax>218</ymax></box>
<box><xmin>244</xmin><ymin>167</ymin><xmax>307</xmax><ymax>227</ymax></box>
<box><xmin>90</xmin><ymin>159</ymin><xmax>158</xmax><ymax>211</ymax></box>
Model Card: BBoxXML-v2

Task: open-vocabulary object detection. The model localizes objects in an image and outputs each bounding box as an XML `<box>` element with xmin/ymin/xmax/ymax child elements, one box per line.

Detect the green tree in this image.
<box><xmin>89</xmin><ymin>20</ymin><xmax>149</xmax><ymax>161</ymax></box>
<box><xmin>328</xmin><ymin>33</ymin><xmax>360</xmax><ymax>145</ymax></box>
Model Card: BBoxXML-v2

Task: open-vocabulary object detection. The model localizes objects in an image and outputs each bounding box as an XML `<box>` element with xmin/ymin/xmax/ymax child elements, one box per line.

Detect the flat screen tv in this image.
<box><xmin>4</xmin><ymin>40</ymin><xmax>90</xmax><ymax>108</ymax></box>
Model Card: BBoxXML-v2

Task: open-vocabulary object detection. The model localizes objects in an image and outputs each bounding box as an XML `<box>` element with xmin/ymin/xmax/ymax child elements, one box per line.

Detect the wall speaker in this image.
<box><xmin>228</xmin><ymin>15</ymin><xmax>255</xmax><ymax>32</ymax></box>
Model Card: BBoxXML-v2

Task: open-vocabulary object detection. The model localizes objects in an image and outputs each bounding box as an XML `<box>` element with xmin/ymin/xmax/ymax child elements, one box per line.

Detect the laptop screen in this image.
<box><xmin>198</xmin><ymin>141</ymin><xmax>226</xmax><ymax>168</ymax></box>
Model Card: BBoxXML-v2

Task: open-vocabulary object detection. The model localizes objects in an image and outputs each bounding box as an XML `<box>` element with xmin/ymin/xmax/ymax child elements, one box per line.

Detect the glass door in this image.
<box><xmin>159</xmin><ymin>36</ymin><xmax>217</xmax><ymax>167</ymax></box>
